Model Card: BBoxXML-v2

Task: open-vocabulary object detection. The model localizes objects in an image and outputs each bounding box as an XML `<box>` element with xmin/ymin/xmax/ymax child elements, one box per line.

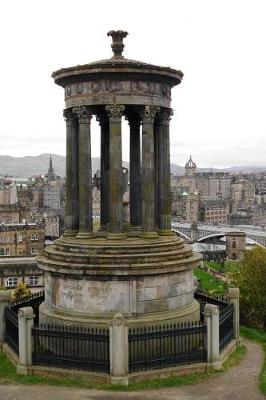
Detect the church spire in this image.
<box><xmin>47</xmin><ymin>155</ymin><xmax>56</xmax><ymax>180</ymax></box>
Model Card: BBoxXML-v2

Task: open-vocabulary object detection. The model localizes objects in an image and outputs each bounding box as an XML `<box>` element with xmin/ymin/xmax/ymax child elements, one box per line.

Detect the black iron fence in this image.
<box><xmin>32</xmin><ymin>324</ymin><xmax>110</xmax><ymax>374</ymax></box>
<box><xmin>195</xmin><ymin>289</ymin><xmax>229</xmax><ymax>319</ymax></box>
<box><xmin>128</xmin><ymin>321</ymin><xmax>207</xmax><ymax>373</ymax></box>
<box><xmin>11</xmin><ymin>290</ymin><xmax>45</xmax><ymax>325</ymax></box>
<box><xmin>219</xmin><ymin>303</ymin><xmax>234</xmax><ymax>353</ymax></box>
<box><xmin>4</xmin><ymin>306</ymin><xmax>19</xmax><ymax>355</ymax></box>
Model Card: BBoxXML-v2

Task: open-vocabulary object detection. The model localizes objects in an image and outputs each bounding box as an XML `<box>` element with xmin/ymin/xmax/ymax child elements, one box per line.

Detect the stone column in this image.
<box><xmin>106</xmin><ymin>105</ymin><xmax>125</xmax><ymax>238</ymax></box>
<box><xmin>204</xmin><ymin>303</ymin><xmax>221</xmax><ymax>370</ymax></box>
<box><xmin>17</xmin><ymin>306</ymin><xmax>34</xmax><ymax>375</ymax></box>
<box><xmin>0</xmin><ymin>291</ymin><xmax>11</xmax><ymax>345</ymax></box>
<box><xmin>110</xmin><ymin>313</ymin><xmax>128</xmax><ymax>385</ymax></box>
<box><xmin>73</xmin><ymin>106</ymin><xmax>94</xmax><ymax>238</ymax></box>
<box><xmin>63</xmin><ymin>109</ymin><xmax>79</xmax><ymax>234</ymax></box>
<box><xmin>228</xmin><ymin>287</ymin><xmax>240</xmax><ymax>345</ymax></box>
<box><xmin>97</xmin><ymin>112</ymin><xmax>110</xmax><ymax>231</ymax></box>
<box><xmin>158</xmin><ymin>108</ymin><xmax>173</xmax><ymax>235</ymax></box>
<box><xmin>141</xmin><ymin>106</ymin><xmax>159</xmax><ymax>238</ymax></box>
<box><xmin>126</xmin><ymin>112</ymin><xmax>141</xmax><ymax>229</ymax></box>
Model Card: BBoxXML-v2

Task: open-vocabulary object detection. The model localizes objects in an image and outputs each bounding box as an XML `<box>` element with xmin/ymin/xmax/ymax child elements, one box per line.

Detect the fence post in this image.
<box><xmin>227</xmin><ymin>287</ymin><xmax>240</xmax><ymax>345</ymax></box>
<box><xmin>17</xmin><ymin>306</ymin><xmax>34</xmax><ymax>375</ymax></box>
<box><xmin>0</xmin><ymin>291</ymin><xmax>11</xmax><ymax>346</ymax></box>
<box><xmin>110</xmin><ymin>313</ymin><xmax>129</xmax><ymax>385</ymax></box>
<box><xmin>204</xmin><ymin>303</ymin><xmax>221</xmax><ymax>370</ymax></box>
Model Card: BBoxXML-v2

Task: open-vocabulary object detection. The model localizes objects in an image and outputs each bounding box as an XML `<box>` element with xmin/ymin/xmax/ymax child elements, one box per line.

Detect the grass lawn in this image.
<box><xmin>0</xmin><ymin>345</ymin><xmax>246</xmax><ymax>391</ymax></box>
<box><xmin>194</xmin><ymin>268</ymin><xmax>228</xmax><ymax>295</ymax></box>
<box><xmin>240</xmin><ymin>326</ymin><xmax>266</xmax><ymax>395</ymax></box>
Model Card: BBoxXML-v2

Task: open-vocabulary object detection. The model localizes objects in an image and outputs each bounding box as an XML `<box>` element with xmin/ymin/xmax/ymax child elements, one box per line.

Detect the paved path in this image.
<box><xmin>0</xmin><ymin>340</ymin><xmax>264</xmax><ymax>400</ymax></box>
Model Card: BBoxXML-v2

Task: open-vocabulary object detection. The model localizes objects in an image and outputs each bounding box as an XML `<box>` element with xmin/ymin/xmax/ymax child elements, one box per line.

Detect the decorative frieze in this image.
<box><xmin>65</xmin><ymin>81</ymin><xmax>171</xmax><ymax>100</ymax></box>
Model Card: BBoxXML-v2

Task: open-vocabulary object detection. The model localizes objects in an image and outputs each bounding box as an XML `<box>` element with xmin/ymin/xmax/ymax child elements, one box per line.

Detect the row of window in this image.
<box><xmin>0</xmin><ymin>248</ymin><xmax>38</xmax><ymax>256</ymax></box>
<box><xmin>0</xmin><ymin>234</ymin><xmax>39</xmax><ymax>242</ymax></box>
<box><xmin>6</xmin><ymin>276</ymin><xmax>39</xmax><ymax>287</ymax></box>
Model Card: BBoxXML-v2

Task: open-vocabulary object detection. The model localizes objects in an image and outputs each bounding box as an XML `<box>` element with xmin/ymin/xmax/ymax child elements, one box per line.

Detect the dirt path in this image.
<box><xmin>0</xmin><ymin>340</ymin><xmax>264</xmax><ymax>400</ymax></box>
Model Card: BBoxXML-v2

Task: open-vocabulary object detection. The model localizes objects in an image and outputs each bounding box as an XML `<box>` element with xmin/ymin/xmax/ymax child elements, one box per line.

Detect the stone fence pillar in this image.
<box><xmin>228</xmin><ymin>287</ymin><xmax>240</xmax><ymax>345</ymax></box>
<box><xmin>17</xmin><ymin>306</ymin><xmax>34</xmax><ymax>375</ymax></box>
<box><xmin>110</xmin><ymin>313</ymin><xmax>128</xmax><ymax>385</ymax></box>
<box><xmin>204</xmin><ymin>303</ymin><xmax>221</xmax><ymax>370</ymax></box>
<box><xmin>0</xmin><ymin>291</ymin><xmax>11</xmax><ymax>346</ymax></box>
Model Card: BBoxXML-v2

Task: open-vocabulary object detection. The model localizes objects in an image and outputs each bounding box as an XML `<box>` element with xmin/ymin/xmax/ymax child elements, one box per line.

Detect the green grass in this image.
<box><xmin>240</xmin><ymin>326</ymin><xmax>266</xmax><ymax>395</ymax></box>
<box><xmin>194</xmin><ymin>268</ymin><xmax>227</xmax><ymax>295</ymax></box>
<box><xmin>0</xmin><ymin>345</ymin><xmax>246</xmax><ymax>391</ymax></box>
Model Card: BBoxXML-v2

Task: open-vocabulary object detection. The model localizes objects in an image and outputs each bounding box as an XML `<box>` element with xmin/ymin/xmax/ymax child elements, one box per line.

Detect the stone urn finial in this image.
<box><xmin>107</xmin><ymin>30</ymin><xmax>128</xmax><ymax>58</ymax></box>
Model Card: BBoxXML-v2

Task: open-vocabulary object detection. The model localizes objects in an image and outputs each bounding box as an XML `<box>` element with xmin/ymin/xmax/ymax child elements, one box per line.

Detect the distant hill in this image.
<box><xmin>0</xmin><ymin>154</ymin><xmax>265</xmax><ymax>178</ymax></box>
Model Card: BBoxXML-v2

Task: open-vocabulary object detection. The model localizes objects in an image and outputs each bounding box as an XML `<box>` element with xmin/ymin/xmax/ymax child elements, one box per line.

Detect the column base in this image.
<box><xmin>107</xmin><ymin>232</ymin><xmax>127</xmax><ymax>240</ymax></box>
<box><xmin>76</xmin><ymin>231</ymin><xmax>95</xmax><ymax>239</ymax></box>
<box><xmin>158</xmin><ymin>229</ymin><xmax>174</xmax><ymax>236</ymax></box>
<box><xmin>110</xmin><ymin>376</ymin><xmax>129</xmax><ymax>386</ymax></box>
<box><xmin>63</xmin><ymin>229</ymin><xmax>79</xmax><ymax>237</ymax></box>
<box><xmin>140</xmin><ymin>231</ymin><xmax>158</xmax><ymax>239</ymax></box>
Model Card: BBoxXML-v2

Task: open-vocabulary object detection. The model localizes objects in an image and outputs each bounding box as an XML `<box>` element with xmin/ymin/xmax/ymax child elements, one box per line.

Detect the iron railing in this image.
<box><xmin>195</xmin><ymin>289</ymin><xmax>229</xmax><ymax>319</ymax></box>
<box><xmin>128</xmin><ymin>321</ymin><xmax>207</xmax><ymax>373</ymax></box>
<box><xmin>11</xmin><ymin>290</ymin><xmax>45</xmax><ymax>325</ymax></box>
<box><xmin>219</xmin><ymin>303</ymin><xmax>234</xmax><ymax>353</ymax></box>
<box><xmin>4</xmin><ymin>306</ymin><xmax>19</xmax><ymax>355</ymax></box>
<box><xmin>32</xmin><ymin>324</ymin><xmax>110</xmax><ymax>373</ymax></box>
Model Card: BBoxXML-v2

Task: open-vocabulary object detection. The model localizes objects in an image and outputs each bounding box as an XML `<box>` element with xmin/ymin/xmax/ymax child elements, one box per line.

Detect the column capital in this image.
<box><xmin>72</xmin><ymin>106</ymin><xmax>93</xmax><ymax>124</ymax></box>
<box><xmin>159</xmin><ymin>108</ymin><xmax>174</xmax><ymax>126</ymax></box>
<box><xmin>124</xmin><ymin>111</ymin><xmax>141</xmax><ymax>126</ymax></box>
<box><xmin>140</xmin><ymin>106</ymin><xmax>160</xmax><ymax>124</ymax></box>
<box><xmin>96</xmin><ymin>112</ymin><xmax>109</xmax><ymax>127</ymax></box>
<box><xmin>106</xmin><ymin>104</ymin><xmax>125</xmax><ymax>121</ymax></box>
<box><xmin>63</xmin><ymin>108</ymin><xmax>77</xmax><ymax>126</ymax></box>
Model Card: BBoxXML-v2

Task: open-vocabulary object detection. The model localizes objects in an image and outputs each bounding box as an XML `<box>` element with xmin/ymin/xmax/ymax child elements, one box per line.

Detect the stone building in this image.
<box><xmin>43</xmin><ymin>157</ymin><xmax>61</xmax><ymax>210</ymax></box>
<box><xmin>199</xmin><ymin>198</ymin><xmax>230</xmax><ymax>224</ymax></box>
<box><xmin>0</xmin><ymin>205</ymin><xmax>20</xmax><ymax>224</ymax></box>
<box><xmin>0</xmin><ymin>223</ymin><xmax>44</xmax><ymax>257</ymax></box>
<box><xmin>230</xmin><ymin>177</ymin><xmax>255</xmax><ymax>212</ymax></box>
<box><xmin>0</xmin><ymin>256</ymin><xmax>44</xmax><ymax>290</ymax></box>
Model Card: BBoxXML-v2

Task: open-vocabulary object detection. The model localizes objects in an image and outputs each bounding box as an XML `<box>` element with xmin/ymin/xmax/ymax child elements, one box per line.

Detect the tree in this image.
<box><xmin>234</xmin><ymin>246</ymin><xmax>266</xmax><ymax>329</ymax></box>
<box><xmin>11</xmin><ymin>282</ymin><xmax>31</xmax><ymax>302</ymax></box>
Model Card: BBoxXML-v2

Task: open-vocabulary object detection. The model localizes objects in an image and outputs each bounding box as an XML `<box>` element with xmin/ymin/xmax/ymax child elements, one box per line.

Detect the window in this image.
<box><xmin>31</xmin><ymin>248</ymin><xmax>38</xmax><ymax>255</ymax></box>
<box><xmin>28</xmin><ymin>276</ymin><xmax>39</xmax><ymax>286</ymax></box>
<box><xmin>6</xmin><ymin>277</ymin><xmax>18</xmax><ymax>288</ymax></box>
<box><xmin>18</xmin><ymin>234</ymin><xmax>23</xmax><ymax>242</ymax></box>
<box><xmin>31</xmin><ymin>234</ymin><xmax>38</xmax><ymax>241</ymax></box>
<box><xmin>0</xmin><ymin>248</ymin><xmax>9</xmax><ymax>256</ymax></box>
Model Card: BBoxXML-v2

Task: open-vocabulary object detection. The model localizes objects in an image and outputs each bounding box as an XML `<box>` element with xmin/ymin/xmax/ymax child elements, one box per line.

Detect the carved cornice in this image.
<box><xmin>159</xmin><ymin>108</ymin><xmax>173</xmax><ymax>126</ymax></box>
<box><xmin>105</xmin><ymin>105</ymin><xmax>125</xmax><ymax>121</ymax></box>
<box><xmin>72</xmin><ymin>106</ymin><xmax>93</xmax><ymax>124</ymax></box>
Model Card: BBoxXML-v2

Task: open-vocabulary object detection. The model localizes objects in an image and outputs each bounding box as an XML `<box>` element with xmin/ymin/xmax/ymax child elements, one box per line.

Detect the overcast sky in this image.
<box><xmin>0</xmin><ymin>0</ymin><xmax>265</xmax><ymax>168</ymax></box>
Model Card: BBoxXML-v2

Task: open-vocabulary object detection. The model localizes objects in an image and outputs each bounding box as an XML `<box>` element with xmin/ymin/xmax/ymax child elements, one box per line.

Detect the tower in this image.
<box><xmin>185</xmin><ymin>155</ymin><xmax>197</xmax><ymax>176</ymax></box>
<box><xmin>37</xmin><ymin>31</ymin><xmax>202</xmax><ymax>329</ymax></box>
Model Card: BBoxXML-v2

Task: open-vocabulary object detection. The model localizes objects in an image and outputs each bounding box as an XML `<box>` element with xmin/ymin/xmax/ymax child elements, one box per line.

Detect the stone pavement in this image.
<box><xmin>0</xmin><ymin>340</ymin><xmax>264</xmax><ymax>400</ymax></box>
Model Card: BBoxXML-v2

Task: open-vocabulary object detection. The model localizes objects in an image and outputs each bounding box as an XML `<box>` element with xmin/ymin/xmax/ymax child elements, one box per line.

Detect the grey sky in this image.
<box><xmin>0</xmin><ymin>0</ymin><xmax>265</xmax><ymax>168</ymax></box>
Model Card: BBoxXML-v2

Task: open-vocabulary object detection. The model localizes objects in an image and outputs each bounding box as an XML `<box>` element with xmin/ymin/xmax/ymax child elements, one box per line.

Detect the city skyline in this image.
<box><xmin>0</xmin><ymin>0</ymin><xmax>266</xmax><ymax>168</ymax></box>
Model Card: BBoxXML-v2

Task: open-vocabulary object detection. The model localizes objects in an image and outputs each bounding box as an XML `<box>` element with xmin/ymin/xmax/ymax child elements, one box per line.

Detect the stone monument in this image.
<box><xmin>37</xmin><ymin>31</ymin><xmax>202</xmax><ymax>328</ymax></box>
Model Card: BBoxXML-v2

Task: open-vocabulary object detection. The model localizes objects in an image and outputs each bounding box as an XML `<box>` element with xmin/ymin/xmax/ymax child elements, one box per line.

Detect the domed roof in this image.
<box><xmin>52</xmin><ymin>31</ymin><xmax>183</xmax><ymax>88</ymax></box>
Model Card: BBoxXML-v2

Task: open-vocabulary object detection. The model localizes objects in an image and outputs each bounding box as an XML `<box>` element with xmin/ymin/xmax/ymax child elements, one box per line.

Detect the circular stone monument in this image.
<box><xmin>37</xmin><ymin>31</ymin><xmax>202</xmax><ymax>328</ymax></box>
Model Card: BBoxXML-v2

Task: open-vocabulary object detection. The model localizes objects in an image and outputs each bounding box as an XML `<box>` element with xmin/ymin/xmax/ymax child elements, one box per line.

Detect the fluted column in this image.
<box><xmin>158</xmin><ymin>108</ymin><xmax>173</xmax><ymax>235</ymax></box>
<box><xmin>73</xmin><ymin>106</ymin><xmax>94</xmax><ymax>238</ymax></box>
<box><xmin>63</xmin><ymin>108</ymin><xmax>79</xmax><ymax>235</ymax></box>
<box><xmin>141</xmin><ymin>106</ymin><xmax>159</xmax><ymax>238</ymax></box>
<box><xmin>106</xmin><ymin>105</ymin><xmax>125</xmax><ymax>238</ymax></box>
<box><xmin>97</xmin><ymin>112</ymin><xmax>110</xmax><ymax>230</ymax></box>
<box><xmin>126</xmin><ymin>112</ymin><xmax>141</xmax><ymax>229</ymax></box>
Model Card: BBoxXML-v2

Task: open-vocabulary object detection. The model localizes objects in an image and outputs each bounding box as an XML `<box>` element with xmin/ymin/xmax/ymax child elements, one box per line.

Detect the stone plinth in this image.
<box><xmin>38</xmin><ymin>234</ymin><xmax>201</xmax><ymax>328</ymax></box>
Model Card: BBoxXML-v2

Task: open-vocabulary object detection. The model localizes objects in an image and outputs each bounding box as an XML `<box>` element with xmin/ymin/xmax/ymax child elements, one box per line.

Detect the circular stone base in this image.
<box><xmin>39</xmin><ymin>299</ymin><xmax>200</xmax><ymax>328</ymax></box>
<box><xmin>37</xmin><ymin>233</ymin><xmax>202</xmax><ymax>328</ymax></box>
